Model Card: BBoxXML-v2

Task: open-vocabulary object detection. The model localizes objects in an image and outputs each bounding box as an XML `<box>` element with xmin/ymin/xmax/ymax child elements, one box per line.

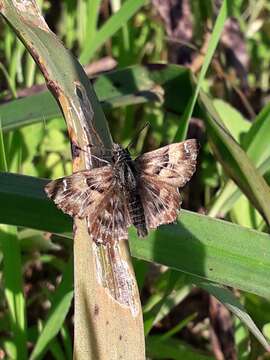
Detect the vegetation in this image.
<box><xmin>0</xmin><ymin>0</ymin><xmax>270</xmax><ymax>358</ymax></box>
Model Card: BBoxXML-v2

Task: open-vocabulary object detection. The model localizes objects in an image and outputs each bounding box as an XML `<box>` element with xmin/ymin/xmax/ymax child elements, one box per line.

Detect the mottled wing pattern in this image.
<box><xmin>135</xmin><ymin>139</ymin><xmax>198</xmax><ymax>229</ymax></box>
<box><xmin>87</xmin><ymin>187</ymin><xmax>131</xmax><ymax>244</ymax></box>
<box><xmin>44</xmin><ymin>166</ymin><xmax>113</xmax><ymax>218</ymax></box>
<box><xmin>45</xmin><ymin>166</ymin><xmax>131</xmax><ymax>245</ymax></box>
<box><xmin>135</xmin><ymin>139</ymin><xmax>198</xmax><ymax>187</ymax></box>
<box><xmin>138</xmin><ymin>176</ymin><xmax>182</xmax><ymax>229</ymax></box>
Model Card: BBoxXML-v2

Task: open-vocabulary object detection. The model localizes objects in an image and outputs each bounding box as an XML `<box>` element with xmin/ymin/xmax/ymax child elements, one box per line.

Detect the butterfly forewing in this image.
<box><xmin>135</xmin><ymin>139</ymin><xmax>198</xmax><ymax>187</ymax></box>
<box><xmin>45</xmin><ymin>166</ymin><xmax>131</xmax><ymax>245</ymax></box>
<box><xmin>44</xmin><ymin>166</ymin><xmax>114</xmax><ymax>218</ymax></box>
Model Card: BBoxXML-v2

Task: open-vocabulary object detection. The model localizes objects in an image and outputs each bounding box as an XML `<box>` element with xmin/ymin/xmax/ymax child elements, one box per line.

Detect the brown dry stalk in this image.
<box><xmin>0</xmin><ymin>1</ymin><xmax>145</xmax><ymax>359</ymax></box>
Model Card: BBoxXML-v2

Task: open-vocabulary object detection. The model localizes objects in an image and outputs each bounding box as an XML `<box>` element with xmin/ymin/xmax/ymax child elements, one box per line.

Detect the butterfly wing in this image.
<box><xmin>45</xmin><ymin>166</ymin><xmax>131</xmax><ymax>245</ymax></box>
<box><xmin>44</xmin><ymin>166</ymin><xmax>114</xmax><ymax>218</ymax></box>
<box><xmin>135</xmin><ymin>139</ymin><xmax>198</xmax><ymax>187</ymax></box>
<box><xmin>138</xmin><ymin>175</ymin><xmax>182</xmax><ymax>229</ymax></box>
<box><xmin>135</xmin><ymin>139</ymin><xmax>198</xmax><ymax>229</ymax></box>
<box><xmin>87</xmin><ymin>185</ymin><xmax>131</xmax><ymax>244</ymax></box>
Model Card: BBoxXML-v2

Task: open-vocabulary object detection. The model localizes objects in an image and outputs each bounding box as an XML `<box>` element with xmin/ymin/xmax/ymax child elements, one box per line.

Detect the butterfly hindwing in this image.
<box><xmin>138</xmin><ymin>175</ymin><xmax>181</xmax><ymax>229</ymax></box>
<box><xmin>87</xmin><ymin>187</ymin><xmax>131</xmax><ymax>244</ymax></box>
<box><xmin>136</xmin><ymin>139</ymin><xmax>198</xmax><ymax>229</ymax></box>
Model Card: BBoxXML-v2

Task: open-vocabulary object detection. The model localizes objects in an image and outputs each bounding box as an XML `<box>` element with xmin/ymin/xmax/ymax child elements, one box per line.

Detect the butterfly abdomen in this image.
<box><xmin>127</xmin><ymin>191</ymin><xmax>147</xmax><ymax>237</ymax></box>
<box><xmin>116</xmin><ymin>149</ymin><xmax>148</xmax><ymax>238</ymax></box>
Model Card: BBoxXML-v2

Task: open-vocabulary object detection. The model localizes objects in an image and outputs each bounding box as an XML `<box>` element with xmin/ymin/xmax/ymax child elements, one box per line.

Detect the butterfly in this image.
<box><xmin>44</xmin><ymin>139</ymin><xmax>199</xmax><ymax>245</ymax></box>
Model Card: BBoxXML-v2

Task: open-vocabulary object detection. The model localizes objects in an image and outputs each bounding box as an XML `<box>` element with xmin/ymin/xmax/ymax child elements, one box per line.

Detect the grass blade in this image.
<box><xmin>0</xmin><ymin>225</ymin><xmax>27</xmax><ymax>360</ymax></box>
<box><xmin>79</xmin><ymin>0</ymin><xmax>146</xmax><ymax>64</ymax></box>
<box><xmin>193</xmin><ymin>280</ymin><xmax>270</xmax><ymax>351</ymax></box>
<box><xmin>200</xmin><ymin>91</ymin><xmax>270</xmax><ymax>226</ymax></box>
<box><xmin>1</xmin><ymin>173</ymin><xmax>270</xmax><ymax>300</ymax></box>
<box><xmin>0</xmin><ymin>65</ymin><xmax>191</xmax><ymax>133</ymax></box>
<box><xmin>130</xmin><ymin>212</ymin><xmax>270</xmax><ymax>299</ymax></box>
<box><xmin>174</xmin><ymin>0</ymin><xmax>228</xmax><ymax>141</ymax></box>
<box><xmin>146</xmin><ymin>336</ymin><xmax>213</xmax><ymax>360</ymax></box>
<box><xmin>0</xmin><ymin>120</ymin><xmax>8</xmax><ymax>171</ymax></box>
<box><xmin>84</xmin><ymin>0</ymin><xmax>102</xmax><ymax>45</ymax></box>
<box><xmin>30</xmin><ymin>258</ymin><xmax>73</xmax><ymax>360</ymax></box>
<box><xmin>209</xmin><ymin>103</ymin><xmax>270</xmax><ymax>218</ymax></box>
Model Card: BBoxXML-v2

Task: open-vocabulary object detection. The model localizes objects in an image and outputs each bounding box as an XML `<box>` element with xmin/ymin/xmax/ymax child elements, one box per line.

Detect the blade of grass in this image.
<box><xmin>60</xmin><ymin>325</ymin><xmax>73</xmax><ymax>360</ymax></box>
<box><xmin>79</xmin><ymin>0</ymin><xmax>146</xmax><ymax>64</ymax></box>
<box><xmin>192</xmin><ymin>279</ymin><xmax>270</xmax><ymax>351</ymax></box>
<box><xmin>0</xmin><ymin>62</ymin><xmax>17</xmax><ymax>98</ymax></box>
<box><xmin>48</xmin><ymin>339</ymin><xmax>66</xmax><ymax>360</ymax></box>
<box><xmin>1</xmin><ymin>173</ymin><xmax>270</xmax><ymax>301</ymax></box>
<box><xmin>30</xmin><ymin>257</ymin><xmax>73</xmax><ymax>360</ymax></box>
<box><xmin>143</xmin><ymin>271</ymin><xmax>191</xmax><ymax>335</ymax></box>
<box><xmin>0</xmin><ymin>173</ymin><xmax>71</xmax><ymax>236</ymax></box>
<box><xmin>0</xmin><ymin>120</ymin><xmax>27</xmax><ymax>359</ymax></box>
<box><xmin>84</xmin><ymin>0</ymin><xmax>102</xmax><ymax>46</ymax></box>
<box><xmin>208</xmin><ymin>103</ymin><xmax>270</xmax><ymax>218</ymax></box>
<box><xmin>146</xmin><ymin>336</ymin><xmax>214</xmax><ymax>360</ymax></box>
<box><xmin>200</xmin><ymin>91</ymin><xmax>270</xmax><ymax>226</ymax></box>
<box><xmin>8</xmin><ymin>38</ymin><xmax>25</xmax><ymax>90</ymax></box>
<box><xmin>0</xmin><ymin>64</ymin><xmax>191</xmax><ymax>132</ymax></box>
<box><xmin>174</xmin><ymin>0</ymin><xmax>228</xmax><ymax>141</ymax></box>
<box><xmin>208</xmin><ymin>156</ymin><xmax>270</xmax><ymax>219</ymax></box>
<box><xmin>159</xmin><ymin>313</ymin><xmax>197</xmax><ymax>341</ymax></box>
<box><xmin>0</xmin><ymin>120</ymin><xmax>8</xmax><ymax>171</ymax></box>
<box><xmin>0</xmin><ymin>225</ymin><xmax>27</xmax><ymax>360</ymax></box>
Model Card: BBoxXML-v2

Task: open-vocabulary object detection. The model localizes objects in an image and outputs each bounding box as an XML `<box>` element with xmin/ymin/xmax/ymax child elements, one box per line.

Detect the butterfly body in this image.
<box><xmin>111</xmin><ymin>144</ymin><xmax>147</xmax><ymax>237</ymax></box>
<box><xmin>45</xmin><ymin>139</ymin><xmax>199</xmax><ymax>245</ymax></box>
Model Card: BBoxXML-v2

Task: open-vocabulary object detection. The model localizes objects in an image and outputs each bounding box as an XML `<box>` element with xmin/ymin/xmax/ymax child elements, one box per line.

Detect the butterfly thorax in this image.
<box><xmin>112</xmin><ymin>143</ymin><xmax>148</xmax><ymax>237</ymax></box>
<box><xmin>112</xmin><ymin>144</ymin><xmax>137</xmax><ymax>188</ymax></box>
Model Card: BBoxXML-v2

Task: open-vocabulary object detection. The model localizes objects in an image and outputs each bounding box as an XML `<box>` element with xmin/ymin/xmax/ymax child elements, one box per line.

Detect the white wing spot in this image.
<box><xmin>63</xmin><ymin>179</ymin><xmax>68</xmax><ymax>191</ymax></box>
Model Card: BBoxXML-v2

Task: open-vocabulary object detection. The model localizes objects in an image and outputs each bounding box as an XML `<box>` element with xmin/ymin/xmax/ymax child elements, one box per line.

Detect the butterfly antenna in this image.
<box><xmin>70</xmin><ymin>143</ymin><xmax>111</xmax><ymax>164</ymax></box>
<box><xmin>127</xmin><ymin>122</ymin><xmax>150</xmax><ymax>150</ymax></box>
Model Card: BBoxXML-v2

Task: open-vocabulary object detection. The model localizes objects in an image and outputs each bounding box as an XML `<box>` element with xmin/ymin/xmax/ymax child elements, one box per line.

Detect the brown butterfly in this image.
<box><xmin>45</xmin><ymin>139</ymin><xmax>199</xmax><ymax>245</ymax></box>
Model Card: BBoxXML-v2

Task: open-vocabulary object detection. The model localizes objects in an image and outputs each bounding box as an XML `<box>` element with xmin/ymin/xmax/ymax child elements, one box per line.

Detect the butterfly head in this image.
<box><xmin>112</xmin><ymin>143</ymin><xmax>132</xmax><ymax>164</ymax></box>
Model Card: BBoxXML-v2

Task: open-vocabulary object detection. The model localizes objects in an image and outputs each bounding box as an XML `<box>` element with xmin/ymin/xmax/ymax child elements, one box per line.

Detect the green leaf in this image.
<box><xmin>0</xmin><ymin>225</ymin><xmax>27</xmax><ymax>360</ymax></box>
<box><xmin>146</xmin><ymin>336</ymin><xmax>213</xmax><ymax>360</ymax></box>
<box><xmin>130</xmin><ymin>213</ymin><xmax>270</xmax><ymax>299</ymax></box>
<box><xmin>174</xmin><ymin>0</ymin><xmax>228</xmax><ymax>141</ymax></box>
<box><xmin>143</xmin><ymin>271</ymin><xmax>190</xmax><ymax>335</ymax></box>
<box><xmin>1</xmin><ymin>173</ymin><xmax>270</xmax><ymax>301</ymax></box>
<box><xmin>209</xmin><ymin>103</ymin><xmax>270</xmax><ymax>218</ymax></box>
<box><xmin>0</xmin><ymin>91</ymin><xmax>62</xmax><ymax>132</ymax></box>
<box><xmin>200</xmin><ymin>91</ymin><xmax>270</xmax><ymax>226</ymax></box>
<box><xmin>213</xmin><ymin>99</ymin><xmax>251</xmax><ymax>142</ymax></box>
<box><xmin>79</xmin><ymin>0</ymin><xmax>146</xmax><ymax>64</ymax></box>
<box><xmin>30</xmin><ymin>258</ymin><xmax>73</xmax><ymax>360</ymax></box>
<box><xmin>0</xmin><ymin>172</ymin><xmax>71</xmax><ymax>235</ymax></box>
<box><xmin>84</xmin><ymin>0</ymin><xmax>102</xmax><ymax>46</ymax></box>
<box><xmin>60</xmin><ymin>325</ymin><xmax>73</xmax><ymax>360</ymax></box>
<box><xmin>160</xmin><ymin>313</ymin><xmax>197</xmax><ymax>341</ymax></box>
<box><xmin>191</xmin><ymin>279</ymin><xmax>270</xmax><ymax>351</ymax></box>
<box><xmin>0</xmin><ymin>64</ymin><xmax>191</xmax><ymax>133</ymax></box>
<box><xmin>0</xmin><ymin>120</ymin><xmax>8</xmax><ymax>171</ymax></box>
